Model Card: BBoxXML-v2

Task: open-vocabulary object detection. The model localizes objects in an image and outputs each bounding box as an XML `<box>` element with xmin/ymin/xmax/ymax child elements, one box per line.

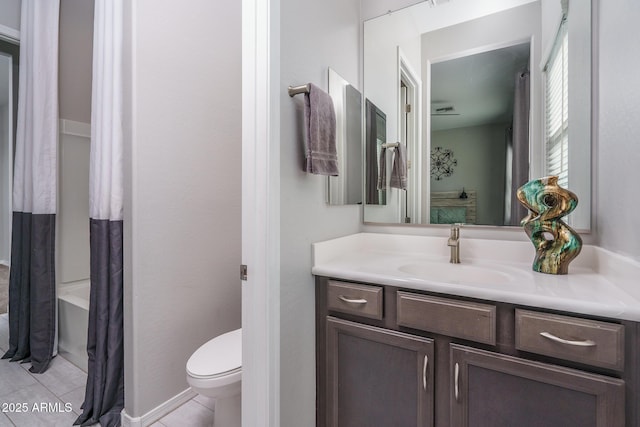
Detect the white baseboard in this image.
<box><xmin>0</xmin><ymin>260</ymin><xmax>9</xmax><ymax>267</ymax></box>
<box><xmin>121</xmin><ymin>388</ymin><xmax>197</xmax><ymax>427</ymax></box>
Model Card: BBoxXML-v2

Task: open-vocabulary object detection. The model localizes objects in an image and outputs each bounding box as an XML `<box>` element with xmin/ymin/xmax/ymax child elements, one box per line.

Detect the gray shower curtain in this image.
<box><xmin>2</xmin><ymin>0</ymin><xmax>60</xmax><ymax>374</ymax></box>
<box><xmin>3</xmin><ymin>214</ymin><xmax>56</xmax><ymax>373</ymax></box>
<box><xmin>509</xmin><ymin>70</ymin><xmax>530</xmax><ymax>225</ymax></box>
<box><xmin>74</xmin><ymin>1</ymin><xmax>124</xmax><ymax>426</ymax></box>
<box><xmin>75</xmin><ymin>221</ymin><xmax>123</xmax><ymax>427</ymax></box>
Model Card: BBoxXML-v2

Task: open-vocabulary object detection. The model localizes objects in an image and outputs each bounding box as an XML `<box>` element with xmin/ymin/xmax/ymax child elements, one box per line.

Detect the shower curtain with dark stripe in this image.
<box><xmin>1</xmin><ymin>0</ymin><xmax>60</xmax><ymax>374</ymax></box>
<box><xmin>74</xmin><ymin>1</ymin><xmax>124</xmax><ymax>426</ymax></box>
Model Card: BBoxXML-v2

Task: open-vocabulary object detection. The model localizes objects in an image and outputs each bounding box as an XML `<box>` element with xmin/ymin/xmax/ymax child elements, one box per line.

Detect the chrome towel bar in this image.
<box><xmin>288</xmin><ymin>84</ymin><xmax>310</xmax><ymax>97</ymax></box>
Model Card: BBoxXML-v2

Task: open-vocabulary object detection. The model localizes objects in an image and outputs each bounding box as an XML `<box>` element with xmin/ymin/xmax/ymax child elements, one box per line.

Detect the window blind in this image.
<box><xmin>544</xmin><ymin>18</ymin><xmax>569</xmax><ymax>188</ymax></box>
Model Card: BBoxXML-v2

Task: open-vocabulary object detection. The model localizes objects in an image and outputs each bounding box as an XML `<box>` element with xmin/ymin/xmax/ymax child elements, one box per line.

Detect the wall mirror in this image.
<box><xmin>363</xmin><ymin>0</ymin><xmax>592</xmax><ymax>230</ymax></box>
<box><xmin>327</xmin><ymin>68</ymin><xmax>363</xmax><ymax>205</ymax></box>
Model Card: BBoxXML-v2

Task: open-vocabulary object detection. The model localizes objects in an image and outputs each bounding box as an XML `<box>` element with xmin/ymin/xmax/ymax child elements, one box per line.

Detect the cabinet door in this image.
<box><xmin>450</xmin><ymin>344</ymin><xmax>625</xmax><ymax>427</ymax></box>
<box><xmin>327</xmin><ymin>316</ymin><xmax>434</xmax><ymax>427</ymax></box>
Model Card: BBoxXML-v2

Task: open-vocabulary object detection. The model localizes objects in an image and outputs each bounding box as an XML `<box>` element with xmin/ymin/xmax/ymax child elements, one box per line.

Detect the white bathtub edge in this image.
<box><xmin>58</xmin><ymin>280</ymin><xmax>91</xmax><ymax>311</ymax></box>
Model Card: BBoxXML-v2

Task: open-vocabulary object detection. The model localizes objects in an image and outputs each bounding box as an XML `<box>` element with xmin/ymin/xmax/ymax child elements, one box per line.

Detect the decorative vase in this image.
<box><xmin>517</xmin><ymin>176</ymin><xmax>582</xmax><ymax>275</ymax></box>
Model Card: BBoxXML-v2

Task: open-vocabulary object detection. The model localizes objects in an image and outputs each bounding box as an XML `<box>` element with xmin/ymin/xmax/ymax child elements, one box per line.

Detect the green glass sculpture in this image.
<box><xmin>517</xmin><ymin>176</ymin><xmax>582</xmax><ymax>275</ymax></box>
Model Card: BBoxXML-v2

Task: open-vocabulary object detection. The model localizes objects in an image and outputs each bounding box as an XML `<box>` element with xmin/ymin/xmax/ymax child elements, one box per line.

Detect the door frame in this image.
<box><xmin>397</xmin><ymin>47</ymin><xmax>422</xmax><ymax>224</ymax></box>
<box><xmin>241</xmin><ymin>0</ymin><xmax>281</xmax><ymax>426</ymax></box>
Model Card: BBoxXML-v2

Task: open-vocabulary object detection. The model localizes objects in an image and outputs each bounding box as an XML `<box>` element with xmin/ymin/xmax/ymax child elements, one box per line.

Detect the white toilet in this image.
<box><xmin>186</xmin><ymin>328</ymin><xmax>242</xmax><ymax>427</ymax></box>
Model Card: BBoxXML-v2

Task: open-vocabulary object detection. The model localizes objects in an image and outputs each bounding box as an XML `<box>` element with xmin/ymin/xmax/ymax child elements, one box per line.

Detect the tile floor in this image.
<box><xmin>0</xmin><ymin>314</ymin><xmax>216</xmax><ymax>426</ymax></box>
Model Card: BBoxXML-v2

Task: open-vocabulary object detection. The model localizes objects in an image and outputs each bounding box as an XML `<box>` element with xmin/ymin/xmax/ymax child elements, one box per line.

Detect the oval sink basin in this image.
<box><xmin>398</xmin><ymin>262</ymin><xmax>513</xmax><ymax>286</ymax></box>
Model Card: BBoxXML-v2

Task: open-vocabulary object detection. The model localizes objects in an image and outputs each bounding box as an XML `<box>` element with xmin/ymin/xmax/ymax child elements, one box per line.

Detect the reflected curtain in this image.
<box><xmin>74</xmin><ymin>1</ymin><xmax>124</xmax><ymax>426</ymax></box>
<box><xmin>2</xmin><ymin>0</ymin><xmax>60</xmax><ymax>374</ymax></box>
<box><xmin>509</xmin><ymin>70</ymin><xmax>530</xmax><ymax>225</ymax></box>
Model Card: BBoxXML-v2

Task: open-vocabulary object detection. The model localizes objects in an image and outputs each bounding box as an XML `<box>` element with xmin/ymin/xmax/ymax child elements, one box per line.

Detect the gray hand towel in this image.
<box><xmin>390</xmin><ymin>143</ymin><xmax>407</xmax><ymax>190</ymax></box>
<box><xmin>377</xmin><ymin>146</ymin><xmax>387</xmax><ymax>190</ymax></box>
<box><xmin>304</xmin><ymin>83</ymin><xmax>339</xmax><ymax>176</ymax></box>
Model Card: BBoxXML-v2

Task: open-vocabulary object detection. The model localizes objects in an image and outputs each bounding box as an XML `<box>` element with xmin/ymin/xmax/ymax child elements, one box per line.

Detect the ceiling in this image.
<box><xmin>430</xmin><ymin>42</ymin><xmax>531</xmax><ymax>132</ymax></box>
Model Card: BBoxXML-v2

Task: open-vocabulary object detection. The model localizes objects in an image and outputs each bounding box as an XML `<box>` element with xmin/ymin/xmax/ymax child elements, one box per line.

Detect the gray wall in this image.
<box><xmin>0</xmin><ymin>0</ymin><xmax>19</xmax><ymax>267</ymax></box>
<box><xmin>431</xmin><ymin>123</ymin><xmax>508</xmax><ymax>225</ymax></box>
<box><xmin>0</xmin><ymin>0</ymin><xmax>20</xmax><ymax>32</ymax></box>
<box><xmin>58</xmin><ymin>0</ymin><xmax>94</xmax><ymax>123</ymax></box>
<box><xmin>122</xmin><ymin>0</ymin><xmax>242</xmax><ymax>416</ymax></box>
<box><xmin>57</xmin><ymin>0</ymin><xmax>94</xmax><ymax>287</ymax></box>
<box><xmin>0</xmin><ymin>102</ymin><xmax>10</xmax><ymax>264</ymax></box>
<box><xmin>0</xmin><ymin>0</ymin><xmax>94</xmax><ymax>123</ymax></box>
<box><xmin>279</xmin><ymin>0</ymin><xmax>361</xmax><ymax>424</ymax></box>
<box><xmin>596</xmin><ymin>0</ymin><xmax>640</xmax><ymax>261</ymax></box>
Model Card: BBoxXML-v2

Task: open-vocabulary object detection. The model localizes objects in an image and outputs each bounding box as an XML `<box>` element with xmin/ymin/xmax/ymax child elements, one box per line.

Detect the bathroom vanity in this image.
<box><xmin>312</xmin><ymin>233</ymin><xmax>640</xmax><ymax>427</ymax></box>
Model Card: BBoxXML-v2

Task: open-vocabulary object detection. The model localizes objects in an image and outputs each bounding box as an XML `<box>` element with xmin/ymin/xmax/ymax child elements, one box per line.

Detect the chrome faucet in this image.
<box><xmin>448</xmin><ymin>223</ymin><xmax>462</xmax><ymax>264</ymax></box>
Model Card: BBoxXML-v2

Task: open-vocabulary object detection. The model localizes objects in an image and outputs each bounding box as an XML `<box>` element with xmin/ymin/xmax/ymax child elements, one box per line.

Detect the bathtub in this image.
<box><xmin>58</xmin><ymin>281</ymin><xmax>89</xmax><ymax>372</ymax></box>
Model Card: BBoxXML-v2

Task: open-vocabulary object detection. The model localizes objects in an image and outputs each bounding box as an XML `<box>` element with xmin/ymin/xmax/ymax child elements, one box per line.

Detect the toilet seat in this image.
<box><xmin>187</xmin><ymin>328</ymin><xmax>242</xmax><ymax>380</ymax></box>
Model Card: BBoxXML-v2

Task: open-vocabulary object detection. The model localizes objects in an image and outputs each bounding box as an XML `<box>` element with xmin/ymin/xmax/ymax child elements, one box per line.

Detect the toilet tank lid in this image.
<box><xmin>187</xmin><ymin>328</ymin><xmax>242</xmax><ymax>378</ymax></box>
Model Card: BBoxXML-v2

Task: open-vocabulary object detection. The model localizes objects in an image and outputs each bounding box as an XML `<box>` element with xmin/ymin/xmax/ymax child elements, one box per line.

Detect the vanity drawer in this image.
<box><xmin>327</xmin><ymin>281</ymin><xmax>383</xmax><ymax>320</ymax></box>
<box><xmin>515</xmin><ymin>309</ymin><xmax>625</xmax><ymax>370</ymax></box>
<box><xmin>397</xmin><ymin>291</ymin><xmax>496</xmax><ymax>345</ymax></box>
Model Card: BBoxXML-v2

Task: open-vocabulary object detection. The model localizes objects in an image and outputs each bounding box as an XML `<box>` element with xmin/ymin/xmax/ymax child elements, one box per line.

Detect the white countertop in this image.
<box><xmin>312</xmin><ymin>233</ymin><xmax>640</xmax><ymax>322</ymax></box>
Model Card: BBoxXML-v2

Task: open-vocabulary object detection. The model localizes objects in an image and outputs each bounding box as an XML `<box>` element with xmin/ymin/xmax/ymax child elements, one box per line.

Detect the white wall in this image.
<box><xmin>596</xmin><ymin>0</ymin><xmax>640</xmax><ymax>261</ymax></box>
<box><xmin>123</xmin><ymin>0</ymin><xmax>242</xmax><ymax>417</ymax></box>
<box><xmin>361</xmin><ymin>0</ymin><xmax>425</xmax><ymax>21</ymax></box>
<box><xmin>279</xmin><ymin>0</ymin><xmax>361</xmax><ymax>424</ymax></box>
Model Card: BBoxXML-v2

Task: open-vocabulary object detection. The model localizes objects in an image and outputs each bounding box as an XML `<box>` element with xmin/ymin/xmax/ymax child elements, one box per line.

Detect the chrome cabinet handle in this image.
<box><xmin>422</xmin><ymin>355</ymin><xmax>428</xmax><ymax>391</ymax></box>
<box><xmin>454</xmin><ymin>362</ymin><xmax>460</xmax><ymax>402</ymax></box>
<box><xmin>338</xmin><ymin>295</ymin><xmax>368</xmax><ymax>305</ymax></box>
<box><xmin>539</xmin><ymin>331</ymin><xmax>596</xmax><ymax>347</ymax></box>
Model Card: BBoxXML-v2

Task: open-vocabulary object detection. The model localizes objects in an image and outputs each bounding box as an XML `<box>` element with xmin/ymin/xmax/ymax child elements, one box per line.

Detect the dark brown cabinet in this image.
<box><xmin>326</xmin><ymin>317</ymin><xmax>434</xmax><ymax>427</ymax></box>
<box><xmin>316</xmin><ymin>276</ymin><xmax>639</xmax><ymax>426</ymax></box>
<box><xmin>450</xmin><ymin>343</ymin><xmax>625</xmax><ymax>427</ymax></box>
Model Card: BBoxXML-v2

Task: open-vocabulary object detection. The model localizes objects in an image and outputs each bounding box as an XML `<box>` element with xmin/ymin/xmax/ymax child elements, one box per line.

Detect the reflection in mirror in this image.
<box><xmin>430</xmin><ymin>43</ymin><xmax>531</xmax><ymax>226</ymax></box>
<box><xmin>327</xmin><ymin>68</ymin><xmax>363</xmax><ymax>205</ymax></box>
<box><xmin>365</xmin><ymin>99</ymin><xmax>387</xmax><ymax>205</ymax></box>
<box><xmin>363</xmin><ymin>0</ymin><xmax>592</xmax><ymax>230</ymax></box>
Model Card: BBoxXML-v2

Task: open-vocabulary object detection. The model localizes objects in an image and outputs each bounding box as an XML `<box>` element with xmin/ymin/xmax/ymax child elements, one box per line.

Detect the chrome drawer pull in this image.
<box><xmin>539</xmin><ymin>331</ymin><xmax>596</xmax><ymax>347</ymax></box>
<box><xmin>423</xmin><ymin>355</ymin><xmax>428</xmax><ymax>391</ymax></box>
<box><xmin>454</xmin><ymin>362</ymin><xmax>460</xmax><ymax>402</ymax></box>
<box><xmin>338</xmin><ymin>295</ymin><xmax>368</xmax><ymax>305</ymax></box>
